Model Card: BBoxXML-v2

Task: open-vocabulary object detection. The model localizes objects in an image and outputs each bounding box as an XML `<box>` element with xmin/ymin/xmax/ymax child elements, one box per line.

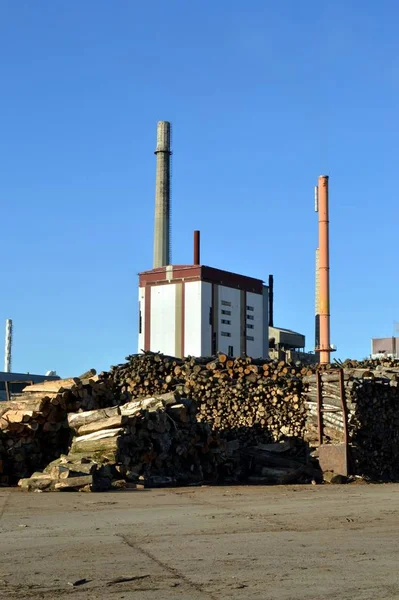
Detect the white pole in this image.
<box><xmin>4</xmin><ymin>319</ymin><xmax>12</xmax><ymax>373</ymax></box>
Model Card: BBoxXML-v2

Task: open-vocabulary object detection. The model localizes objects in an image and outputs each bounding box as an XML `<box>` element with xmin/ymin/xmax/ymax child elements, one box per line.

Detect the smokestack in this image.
<box><xmin>316</xmin><ymin>175</ymin><xmax>331</xmax><ymax>364</ymax></box>
<box><xmin>4</xmin><ymin>319</ymin><xmax>12</xmax><ymax>373</ymax></box>
<box><xmin>268</xmin><ymin>274</ymin><xmax>274</xmax><ymax>327</ymax></box>
<box><xmin>193</xmin><ymin>230</ymin><xmax>200</xmax><ymax>265</ymax></box>
<box><xmin>153</xmin><ymin>121</ymin><xmax>172</xmax><ymax>269</ymax></box>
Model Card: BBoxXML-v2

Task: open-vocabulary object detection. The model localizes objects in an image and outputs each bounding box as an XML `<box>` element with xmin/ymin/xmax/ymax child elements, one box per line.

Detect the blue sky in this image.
<box><xmin>0</xmin><ymin>1</ymin><xmax>398</xmax><ymax>376</ymax></box>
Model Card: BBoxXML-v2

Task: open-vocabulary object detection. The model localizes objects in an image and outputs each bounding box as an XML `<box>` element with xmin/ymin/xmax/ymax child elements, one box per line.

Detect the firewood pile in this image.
<box><xmin>3</xmin><ymin>351</ymin><xmax>399</xmax><ymax>489</ymax></box>
<box><xmin>105</xmin><ymin>352</ymin><xmax>310</xmax><ymax>446</ymax></box>
<box><xmin>0</xmin><ymin>372</ymin><xmax>114</xmax><ymax>484</ymax></box>
<box><xmin>18</xmin><ymin>393</ymin><xmax>226</xmax><ymax>491</ymax></box>
<box><xmin>304</xmin><ymin>365</ymin><xmax>399</xmax><ymax>479</ymax></box>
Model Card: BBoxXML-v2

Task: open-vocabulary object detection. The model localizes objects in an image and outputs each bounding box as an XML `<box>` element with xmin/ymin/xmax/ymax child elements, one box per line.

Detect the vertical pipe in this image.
<box><xmin>193</xmin><ymin>230</ymin><xmax>200</xmax><ymax>265</ymax></box>
<box><xmin>268</xmin><ymin>274</ymin><xmax>274</xmax><ymax>327</ymax></box>
<box><xmin>4</xmin><ymin>319</ymin><xmax>12</xmax><ymax>373</ymax></box>
<box><xmin>318</xmin><ymin>175</ymin><xmax>331</xmax><ymax>364</ymax></box>
<box><xmin>153</xmin><ymin>121</ymin><xmax>172</xmax><ymax>268</ymax></box>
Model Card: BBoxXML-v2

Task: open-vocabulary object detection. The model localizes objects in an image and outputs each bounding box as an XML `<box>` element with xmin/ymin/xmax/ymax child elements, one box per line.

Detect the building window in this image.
<box><xmin>221</xmin><ymin>331</ymin><xmax>231</xmax><ymax>337</ymax></box>
<box><xmin>228</xmin><ymin>345</ymin><xmax>234</xmax><ymax>357</ymax></box>
<box><xmin>221</xmin><ymin>319</ymin><xmax>231</xmax><ymax>325</ymax></box>
<box><xmin>247</xmin><ymin>335</ymin><xmax>254</xmax><ymax>341</ymax></box>
<box><xmin>247</xmin><ymin>305</ymin><xmax>254</xmax><ymax>311</ymax></box>
<box><xmin>221</xmin><ymin>310</ymin><xmax>231</xmax><ymax>316</ymax></box>
<box><xmin>247</xmin><ymin>324</ymin><xmax>254</xmax><ymax>329</ymax></box>
<box><xmin>247</xmin><ymin>315</ymin><xmax>254</xmax><ymax>320</ymax></box>
<box><xmin>221</xmin><ymin>300</ymin><xmax>231</xmax><ymax>306</ymax></box>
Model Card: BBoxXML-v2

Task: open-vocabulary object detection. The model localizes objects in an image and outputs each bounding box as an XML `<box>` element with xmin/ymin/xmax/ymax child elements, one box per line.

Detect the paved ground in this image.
<box><xmin>0</xmin><ymin>483</ymin><xmax>399</xmax><ymax>599</ymax></box>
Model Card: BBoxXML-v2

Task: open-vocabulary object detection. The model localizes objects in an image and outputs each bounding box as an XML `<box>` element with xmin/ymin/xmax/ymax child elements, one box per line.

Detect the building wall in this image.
<box><xmin>184</xmin><ymin>281</ymin><xmax>214</xmax><ymax>357</ymax></box>
<box><xmin>184</xmin><ymin>281</ymin><xmax>202</xmax><ymax>356</ymax></box>
<box><xmin>372</xmin><ymin>337</ymin><xmax>399</xmax><ymax>357</ymax></box>
<box><xmin>150</xmin><ymin>284</ymin><xmax>177</xmax><ymax>356</ymax></box>
<box><xmin>201</xmin><ymin>282</ymin><xmax>212</xmax><ymax>356</ymax></box>
<box><xmin>139</xmin><ymin>277</ymin><xmax>268</xmax><ymax>359</ymax></box>
<box><xmin>246</xmin><ymin>290</ymin><xmax>265</xmax><ymax>358</ymax></box>
<box><xmin>216</xmin><ymin>285</ymin><xmax>241</xmax><ymax>357</ymax></box>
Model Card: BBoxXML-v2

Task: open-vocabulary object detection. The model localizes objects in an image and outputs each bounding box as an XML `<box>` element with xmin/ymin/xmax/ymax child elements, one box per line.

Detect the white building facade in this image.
<box><xmin>138</xmin><ymin>265</ymin><xmax>268</xmax><ymax>359</ymax></box>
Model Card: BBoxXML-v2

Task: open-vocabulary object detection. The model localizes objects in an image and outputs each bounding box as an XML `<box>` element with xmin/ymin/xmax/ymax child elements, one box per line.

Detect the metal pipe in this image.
<box><xmin>4</xmin><ymin>319</ymin><xmax>13</xmax><ymax>373</ymax></box>
<box><xmin>194</xmin><ymin>230</ymin><xmax>200</xmax><ymax>265</ymax></box>
<box><xmin>268</xmin><ymin>274</ymin><xmax>274</xmax><ymax>327</ymax></box>
<box><xmin>317</xmin><ymin>175</ymin><xmax>331</xmax><ymax>364</ymax></box>
<box><xmin>153</xmin><ymin>121</ymin><xmax>172</xmax><ymax>268</ymax></box>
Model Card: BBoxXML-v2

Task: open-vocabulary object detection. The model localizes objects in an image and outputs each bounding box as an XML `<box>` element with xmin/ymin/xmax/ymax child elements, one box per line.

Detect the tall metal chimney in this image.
<box><xmin>4</xmin><ymin>319</ymin><xmax>13</xmax><ymax>373</ymax></box>
<box><xmin>153</xmin><ymin>121</ymin><xmax>172</xmax><ymax>269</ymax></box>
<box><xmin>315</xmin><ymin>175</ymin><xmax>332</xmax><ymax>364</ymax></box>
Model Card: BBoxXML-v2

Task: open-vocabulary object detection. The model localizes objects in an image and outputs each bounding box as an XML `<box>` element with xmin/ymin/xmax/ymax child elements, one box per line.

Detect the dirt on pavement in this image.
<box><xmin>0</xmin><ymin>483</ymin><xmax>398</xmax><ymax>600</ymax></box>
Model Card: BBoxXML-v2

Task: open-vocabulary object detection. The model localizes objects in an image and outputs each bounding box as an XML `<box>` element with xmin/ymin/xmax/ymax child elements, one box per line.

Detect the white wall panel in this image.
<box><xmin>150</xmin><ymin>284</ymin><xmax>176</xmax><ymax>356</ymax></box>
<box><xmin>201</xmin><ymin>282</ymin><xmax>212</xmax><ymax>356</ymax></box>
<box><xmin>184</xmin><ymin>281</ymin><xmax>202</xmax><ymax>356</ymax></box>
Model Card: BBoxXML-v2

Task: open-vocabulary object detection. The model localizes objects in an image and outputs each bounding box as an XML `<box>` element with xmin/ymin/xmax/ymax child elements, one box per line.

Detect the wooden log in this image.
<box><xmin>68</xmin><ymin>406</ymin><xmax>120</xmax><ymax>429</ymax></box>
<box><xmin>54</xmin><ymin>475</ymin><xmax>93</xmax><ymax>490</ymax></box>
<box><xmin>77</xmin><ymin>416</ymin><xmax>128</xmax><ymax>436</ymax></box>
<box><xmin>71</xmin><ymin>435</ymin><xmax>120</xmax><ymax>455</ymax></box>
<box><xmin>23</xmin><ymin>378</ymin><xmax>81</xmax><ymax>394</ymax></box>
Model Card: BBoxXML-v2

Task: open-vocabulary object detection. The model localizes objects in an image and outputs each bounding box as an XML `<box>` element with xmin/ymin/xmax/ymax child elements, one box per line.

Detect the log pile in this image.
<box><xmin>105</xmin><ymin>352</ymin><xmax>310</xmax><ymax>446</ymax></box>
<box><xmin>4</xmin><ymin>351</ymin><xmax>399</xmax><ymax>488</ymax></box>
<box><xmin>18</xmin><ymin>393</ymin><xmax>226</xmax><ymax>491</ymax></box>
<box><xmin>0</xmin><ymin>372</ymin><xmax>114</xmax><ymax>483</ymax></box>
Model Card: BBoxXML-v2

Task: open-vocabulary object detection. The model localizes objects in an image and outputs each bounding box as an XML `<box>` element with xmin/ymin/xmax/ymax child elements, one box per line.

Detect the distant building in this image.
<box><xmin>371</xmin><ymin>337</ymin><xmax>399</xmax><ymax>359</ymax></box>
<box><xmin>269</xmin><ymin>326</ymin><xmax>318</xmax><ymax>364</ymax></box>
<box><xmin>138</xmin><ymin>265</ymin><xmax>269</xmax><ymax>359</ymax></box>
<box><xmin>0</xmin><ymin>371</ymin><xmax>59</xmax><ymax>401</ymax></box>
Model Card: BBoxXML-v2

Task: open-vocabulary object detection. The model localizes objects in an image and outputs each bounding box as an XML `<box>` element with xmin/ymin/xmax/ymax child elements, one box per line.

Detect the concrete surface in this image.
<box><xmin>0</xmin><ymin>484</ymin><xmax>399</xmax><ymax>599</ymax></box>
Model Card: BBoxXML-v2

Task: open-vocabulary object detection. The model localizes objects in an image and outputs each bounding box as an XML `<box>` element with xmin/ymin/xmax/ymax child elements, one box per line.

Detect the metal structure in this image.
<box><xmin>268</xmin><ymin>274</ymin><xmax>274</xmax><ymax>327</ymax></box>
<box><xmin>317</xmin><ymin>368</ymin><xmax>350</xmax><ymax>476</ymax></box>
<box><xmin>315</xmin><ymin>175</ymin><xmax>334</xmax><ymax>364</ymax></box>
<box><xmin>153</xmin><ymin>121</ymin><xmax>172</xmax><ymax>269</ymax></box>
<box><xmin>4</xmin><ymin>319</ymin><xmax>13</xmax><ymax>373</ymax></box>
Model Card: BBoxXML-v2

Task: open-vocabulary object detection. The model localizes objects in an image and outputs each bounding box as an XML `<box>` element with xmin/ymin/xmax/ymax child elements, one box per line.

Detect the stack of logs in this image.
<box><xmin>3</xmin><ymin>351</ymin><xmax>399</xmax><ymax>488</ymax></box>
<box><xmin>104</xmin><ymin>353</ymin><xmax>310</xmax><ymax>446</ymax></box>
<box><xmin>18</xmin><ymin>393</ymin><xmax>226</xmax><ymax>491</ymax></box>
<box><xmin>0</xmin><ymin>372</ymin><xmax>114</xmax><ymax>484</ymax></box>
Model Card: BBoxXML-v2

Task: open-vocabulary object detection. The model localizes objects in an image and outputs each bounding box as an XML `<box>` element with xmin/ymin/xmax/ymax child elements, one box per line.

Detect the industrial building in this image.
<box><xmin>139</xmin><ymin>261</ymin><xmax>269</xmax><ymax>359</ymax></box>
<box><xmin>138</xmin><ymin>121</ymin><xmax>269</xmax><ymax>359</ymax></box>
<box><xmin>269</xmin><ymin>326</ymin><xmax>317</xmax><ymax>364</ymax></box>
<box><xmin>138</xmin><ymin>121</ymin><xmax>315</xmax><ymax>361</ymax></box>
<box><xmin>371</xmin><ymin>337</ymin><xmax>399</xmax><ymax>359</ymax></box>
<box><xmin>0</xmin><ymin>371</ymin><xmax>59</xmax><ymax>402</ymax></box>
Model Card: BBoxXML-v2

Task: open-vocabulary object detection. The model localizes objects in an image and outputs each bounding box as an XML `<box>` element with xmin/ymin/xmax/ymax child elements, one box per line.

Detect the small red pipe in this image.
<box><xmin>194</xmin><ymin>230</ymin><xmax>200</xmax><ymax>265</ymax></box>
